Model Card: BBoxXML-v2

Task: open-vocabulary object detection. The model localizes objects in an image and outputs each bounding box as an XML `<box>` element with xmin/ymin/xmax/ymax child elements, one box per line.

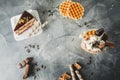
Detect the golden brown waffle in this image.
<box><xmin>59</xmin><ymin>1</ymin><xmax>73</xmax><ymax>17</ymax></box>
<box><xmin>67</xmin><ymin>2</ymin><xmax>84</xmax><ymax>20</ymax></box>
<box><xmin>83</xmin><ymin>30</ymin><xmax>96</xmax><ymax>40</ymax></box>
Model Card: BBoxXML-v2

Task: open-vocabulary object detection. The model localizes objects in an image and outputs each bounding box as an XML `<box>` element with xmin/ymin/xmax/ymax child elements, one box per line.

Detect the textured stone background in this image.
<box><xmin>0</xmin><ymin>0</ymin><xmax>120</xmax><ymax>80</ymax></box>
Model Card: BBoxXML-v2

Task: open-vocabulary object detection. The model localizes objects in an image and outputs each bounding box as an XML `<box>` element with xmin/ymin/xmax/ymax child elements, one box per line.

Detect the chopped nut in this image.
<box><xmin>18</xmin><ymin>19</ymin><xmax>24</xmax><ymax>24</ymax></box>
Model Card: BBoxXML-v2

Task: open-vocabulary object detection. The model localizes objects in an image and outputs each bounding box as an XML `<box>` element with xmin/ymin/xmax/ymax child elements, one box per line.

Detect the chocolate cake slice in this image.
<box><xmin>14</xmin><ymin>11</ymin><xmax>36</xmax><ymax>35</ymax></box>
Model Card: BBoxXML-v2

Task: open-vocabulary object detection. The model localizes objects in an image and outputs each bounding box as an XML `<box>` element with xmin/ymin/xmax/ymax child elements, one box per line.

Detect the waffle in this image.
<box><xmin>82</xmin><ymin>29</ymin><xmax>96</xmax><ymax>40</ymax></box>
<box><xmin>59</xmin><ymin>1</ymin><xmax>73</xmax><ymax>17</ymax></box>
<box><xmin>67</xmin><ymin>2</ymin><xmax>84</xmax><ymax>20</ymax></box>
<box><xmin>59</xmin><ymin>0</ymin><xmax>84</xmax><ymax>20</ymax></box>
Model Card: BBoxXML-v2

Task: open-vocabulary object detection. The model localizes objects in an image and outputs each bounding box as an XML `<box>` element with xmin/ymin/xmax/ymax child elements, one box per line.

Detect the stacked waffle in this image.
<box><xmin>59</xmin><ymin>0</ymin><xmax>84</xmax><ymax>20</ymax></box>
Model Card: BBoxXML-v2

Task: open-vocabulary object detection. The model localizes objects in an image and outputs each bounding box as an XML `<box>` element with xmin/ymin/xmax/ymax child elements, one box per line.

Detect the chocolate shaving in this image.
<box><xmin>102</xmin><ymin>33</ymin><xmax>108</xmax><ymax>41</ymax></box>
<box><xmin>105</xmin><ymin>41</ymin><xmax>115</xmax><ymax>48</ymax></box>
<box><xmin>96</xmin><ymin>28</ymin><xmax>104</xmax><ymax>36</ymax></box>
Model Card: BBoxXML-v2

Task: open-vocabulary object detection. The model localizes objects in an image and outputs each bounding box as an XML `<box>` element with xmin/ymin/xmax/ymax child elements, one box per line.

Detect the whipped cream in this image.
<box><xmin>81</xmin><ymin>34</ymin><xmax>105</xmax><ymax>53</ymax></box>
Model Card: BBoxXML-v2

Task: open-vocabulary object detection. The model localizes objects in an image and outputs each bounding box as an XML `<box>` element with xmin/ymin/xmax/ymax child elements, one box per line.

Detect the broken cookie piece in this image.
<box><xmin>69</xmin><ymin>65</ymin><xmax>76</xmax><ymax>80</ymax></box>
<box><xmin>23</xmin><ymin>64</ymin><xmax>30</xmax><ymax>79</ymax></box>
<box><xmin>73</xmin><ymin>63</ymin><xmax>81</xmax><ymax>70</ymax></box>
<box><xmin>75</xmin><ymin>70</ymin><xmax>84</xmax><ymax>80</ymax></box>
<box><xmin>59</xmin><ymin>73</ymin><xmax>71</xmax><ymax>80</ymax></box>
<box><xmin>18</xmin><ymin>57</ymin><xmax>33</xmax><ymax>69</ymax></box>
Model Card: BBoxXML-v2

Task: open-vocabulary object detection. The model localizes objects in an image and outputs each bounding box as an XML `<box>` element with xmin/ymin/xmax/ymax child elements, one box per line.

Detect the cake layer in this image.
<box><xmin>15</xmin><ymin>18</ymin><xmax>35</xmax><ymax>35</ymax></box>
<box><xmin>14</xmin><ymin>11</ymin><xmax>34</xmax><ymax>31</ymax></box>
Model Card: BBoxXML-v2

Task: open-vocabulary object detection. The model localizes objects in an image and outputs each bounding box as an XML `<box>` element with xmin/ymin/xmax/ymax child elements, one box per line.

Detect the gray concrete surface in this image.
<box><xmin>0</xmin><ymin>0</ymin><xmax>120</xmax><ymax>80</ymax></box>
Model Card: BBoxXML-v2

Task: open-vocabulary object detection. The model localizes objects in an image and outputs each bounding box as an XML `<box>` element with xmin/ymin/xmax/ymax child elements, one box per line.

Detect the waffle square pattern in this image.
<box><xmin>59</xmin><ymin>0</ymin><xmax>84</xmax><ymax>20</ymax></box>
